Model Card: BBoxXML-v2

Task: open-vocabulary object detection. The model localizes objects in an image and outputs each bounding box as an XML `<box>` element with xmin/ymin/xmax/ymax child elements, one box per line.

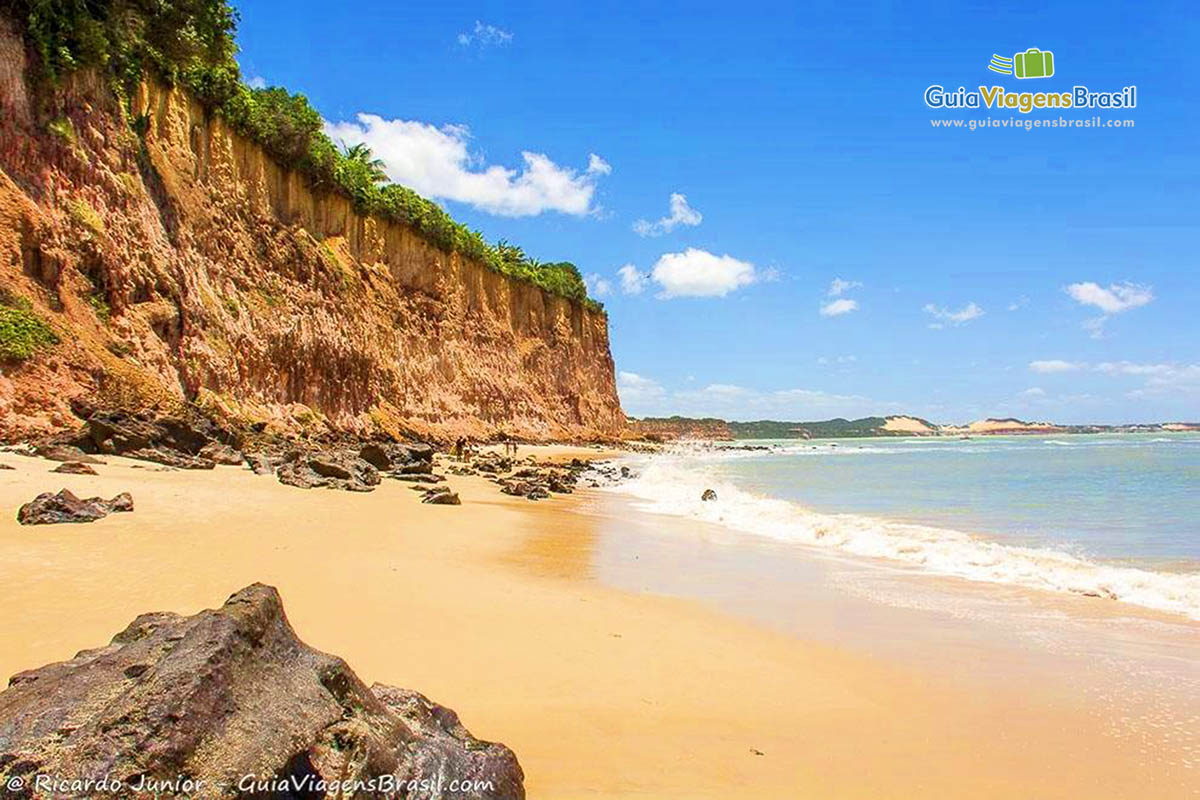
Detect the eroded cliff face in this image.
<box><xmin>0</xmin><ymin>20</ymin><xmax>622</xmax><ymax>442</ymax></box>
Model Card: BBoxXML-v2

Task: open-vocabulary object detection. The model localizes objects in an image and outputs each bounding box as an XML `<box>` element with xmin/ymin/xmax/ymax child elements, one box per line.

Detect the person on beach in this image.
<box><xmin>454</xmin><ymin>437</ymin><xmax>465</xmax><ymax>461</ymax></box>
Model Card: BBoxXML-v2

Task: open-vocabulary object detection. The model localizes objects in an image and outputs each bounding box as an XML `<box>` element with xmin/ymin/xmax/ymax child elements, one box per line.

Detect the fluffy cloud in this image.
<box><xmin>1064</xmin><ymin>282</ymin><xmax>1153</xmax><ymax>339</ymax></box>
<box><xmin>633</xmin><ymin>193</ymin><xmax>702</xmax><ymax>237</ymax></box>
<box><xmin>1019</xmin><ymin>387</ymin><xmax>1046</xmax><ymax>397</ymax></box>
<box><xmin>456</xmin><ymin>21</ymin><xmax>513</xmax><ymax>49</ymax></box>
<box><xmin>649</xmin><ymin>248</ymin><xmax>756</xmax><ymax>298</ymax></box>
<box><xmin>1096</xmin><ymin>362</ymin><xmax>1200</xmax><ymax>398</ymax></box>
<box><xmin>617</xmin><ymin>264</ymin><xmax>647</xmax><ymax>295</ymax></box>
<box><xmin>1095</xmin><ymin>361</ymin><xmax>1174</xmax><ymax>376</ymax></box>
<box><xmin>923</xmin><ymin>302</ymin><xmax>983</xmax><ymax>327</ymax></box>
<box><xmin>246</xmin><ymin>75</ymin><xmax>267</xmax><ymax>89</ymax></box>
<box><xmin>616</xmin><ymin>371</ymin><xmax>666</xmax><ymax>409</ymax></box>
<box><xmin>1065</xmin><ymin>282</ymin><xmax>1154</xmax><ymax>314</ymax></box>
<box><xmin>584</xmin><ymin>273</ymin><xmax>612</xmax><ymax>298</ymax></box>
<box><xmin>828</xmin><ymin>278</ymin><xmax>862</xmax><ymax>297</ymax></box>
<box><xmin>1029</xmin><ymin>359</ymin><xmax>1084</xmax><ymax>373</ymax></box>
<box><xmin>671</xmin><ymin>383</ymin><xmax>892</xmax><ymax>419</ymax></box>
<box><xmin>324</xmin><ymin>114</ymin><xmax>608</xmax><ymax>216</ymax></box>
<box><xmin>819</xmin><ymin>298</ymin><xmax>859</xmax><ymax>317</ymax></box>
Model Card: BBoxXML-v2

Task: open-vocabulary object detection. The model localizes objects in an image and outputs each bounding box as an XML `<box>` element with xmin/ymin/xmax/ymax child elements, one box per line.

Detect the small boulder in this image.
<box><xmin>198</xmin><ymin>441</ymin><xmax>244</xmax><ymax>465</ymax></box>
<box><xmin>51</xmin><ymin>461</ymin><xmax>98</xmax><ymax>475</ymax></box>
<box><xmin>244</xmin><ymin>453</ymin><xmax>275</xmax><ymax>475</ymax></box>
<box><xmin>124</xmin><ymin>447</ymin><xmax>215</xmax><ymax>470</ymax></box>
<box><xmin>701</xmin><ymin>489</ymin><xmax>717</xmax><ymax>502</ymax></box>
<box><xmin>17</xmin><ymin>489</ymin><xmax>133</xmax><ymax>525</ymax></box>
<box><xmin>34</xmin><ymin>444</ymin><xmax>104</xmax><ymax>464</ymax></box>
<box><xmin>422</xmin><ymin>487</ymin><xmax>462</xmax><ymax>505</ymax></box>
<box><xmin>500</xmin><ymin>481</ymin><xmax>531</xmax><ymax>497</ymax></box>
<box><xmin>276</xmin><ymin>450</ymin><xmax>380</xmax><ymax>492</ymax></box>
<box><xmin>392</xmin><ymin>473</ymin><xmax>445</xmax><ymax>484</ymax></box>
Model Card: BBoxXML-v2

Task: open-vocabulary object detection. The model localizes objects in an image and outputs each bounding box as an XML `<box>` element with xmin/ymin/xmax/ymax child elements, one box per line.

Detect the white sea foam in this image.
<box><xmin>604</xmin><ymin>453</ymin><xmax>1200</xmax><ymax>621</ymax></box>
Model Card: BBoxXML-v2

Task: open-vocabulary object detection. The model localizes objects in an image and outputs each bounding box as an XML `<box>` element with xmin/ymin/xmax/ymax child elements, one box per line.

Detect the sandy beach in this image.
<box><xmin>0</xmin><ymin>449</ymin><xmax>1196</xmax><ymax>799</ymax></box>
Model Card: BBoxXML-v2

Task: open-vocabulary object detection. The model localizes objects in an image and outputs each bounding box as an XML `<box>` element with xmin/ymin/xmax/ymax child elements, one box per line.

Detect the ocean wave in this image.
<box><xmin>604</xmin><ymin>456</ymin><xmax>1200</xmax><ymax>621</ymax></box>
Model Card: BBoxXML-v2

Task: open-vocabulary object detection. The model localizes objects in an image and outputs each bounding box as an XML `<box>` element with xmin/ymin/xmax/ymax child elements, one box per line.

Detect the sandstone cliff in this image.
<box><xmin>0</xmin><ymin>19</ymin><xmax>622</xmax><ymax>443</ymax></box>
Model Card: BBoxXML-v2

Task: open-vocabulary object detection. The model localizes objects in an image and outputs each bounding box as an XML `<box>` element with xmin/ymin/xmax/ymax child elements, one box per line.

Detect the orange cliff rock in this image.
<box><xmin>0</xmin><ymin>21</ymin><xmax>622</xmax><ymax>443</ymax></box>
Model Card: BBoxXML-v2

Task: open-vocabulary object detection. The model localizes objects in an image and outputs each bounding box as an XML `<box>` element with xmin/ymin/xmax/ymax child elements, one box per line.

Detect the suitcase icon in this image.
<box><xmin>1014</xmin><ymin>48</ymin><xmax>1054</xmax><ymax>79</ymax></box>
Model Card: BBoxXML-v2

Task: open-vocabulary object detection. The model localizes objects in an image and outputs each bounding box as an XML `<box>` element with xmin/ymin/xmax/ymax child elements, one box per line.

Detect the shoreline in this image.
<box><xmin>0</xmin><ymin>449</ymin><xmax>1196</xmax><ymax>797</ymax></box>
<box><xmin>609</xmin><ymin>436</ymin><xmax>1200</xmax><ymax>621</ymax></box>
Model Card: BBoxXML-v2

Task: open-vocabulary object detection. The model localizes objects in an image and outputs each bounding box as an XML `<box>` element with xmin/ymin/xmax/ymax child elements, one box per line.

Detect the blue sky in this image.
<box><xmin>235</xmin><ymin>0</ymin><xmax>1199</xmax><ymax>424</ymax></box>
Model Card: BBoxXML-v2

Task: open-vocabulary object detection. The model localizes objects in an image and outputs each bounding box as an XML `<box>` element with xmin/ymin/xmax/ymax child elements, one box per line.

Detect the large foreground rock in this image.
<box><xmin>0</xmin><ymin>584</ymin><xmax>524</xmax><ymax>799</ymax></box>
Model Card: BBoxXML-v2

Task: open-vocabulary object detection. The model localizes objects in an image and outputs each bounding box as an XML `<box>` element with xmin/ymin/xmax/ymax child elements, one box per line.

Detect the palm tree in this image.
<box><xmin>340</xmin><ymin>142</ymin><xmax>387</xmax><ymax>183</ymax></box>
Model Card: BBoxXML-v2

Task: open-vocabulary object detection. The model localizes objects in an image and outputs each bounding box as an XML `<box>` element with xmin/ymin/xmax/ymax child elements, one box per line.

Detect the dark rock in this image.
<box><xmin>701</xmin><ymin>489</ymin><xmax>717</xmax><ymax>502</ymax></box>
<box><xmin>198</xmin><ymin>441</ymin><xmax>243</xmax><ymax>465</ymax></box>
<box><xmin>106</xmin><ymin>492</ymin><xmax>134</xmax><ymax>513</ymax></box>
<box><xmin>84</xmin><ymin>410</ymin><xmax>220</xmax><ymax>455</ymax></box>
<box><xmin>124</xmin><ymin>447</ymin><xmax>216</xmax><ymax>470</ymax></box>
<box><xmin>396</xmin><ymin>460</ymin><xmax>433</xmax><ymax>476</ymax></box>
<box><xmin>360</xmin><ymin>442</ymin><xmax>435</xmax><ymax>471</ymax></box>
<box><xmin>422</xmin><ymin>487</ymin><xmax>462</xmax><ymax>505</ymax></box>
<box><xmin>0</xmin><ymin>463</ymin><xmax>13</xmax><ymax>470</ymax></box>
<box><xmin>546</xmin><ymin>475</ymin><xmax>573</xmax><ymax>494</ymax></box>
<box><xmin>51</xmin><ymin>461</ymin><xmax>97</xmax><ymax>475</ymax></box>
<box><xmin>16</xmin><ymin>489</ymin><xmax>132</xmax><ymax>525</ymax></box>
<box><xmin>33</xmin><ymin>444</ymin><xmax>104</xmax><ymax>464</ymax></box>
<box><xmin>525</xmin><ymin>488</ymin><xmax>550</xmax><ymax>501</ymax></box>
<box><xmin>0</xmin><ymin>584</ymin><xmax>524</xmax><ymax>799</ymax></box>
<box><xmin>276</xmin><ymin>451</ymin><xmax>380</xmax><ymax>492</ymax></box>
<box><xmin>309</xmin><ymin>456</ymin><xmax>353</xmax><ymax>480</ymax></box>
<box><xmin>392</xmin><ymin>473</ymin><xmax>445</xmax><ymax>484</ymax></box>
<box><xmin>244</xmin><ymin>453</ymin><xmax>275</xmax><ymax>475</ymax></box>
<box><xmin>500</xmin><ymin>481</ymin><xmax>532</xmax><ymax>498</ymax></box>
<box><xmin>358</xmin><ymin>442</ymin><xmax>394</xmax><ymax>470</ymax></box>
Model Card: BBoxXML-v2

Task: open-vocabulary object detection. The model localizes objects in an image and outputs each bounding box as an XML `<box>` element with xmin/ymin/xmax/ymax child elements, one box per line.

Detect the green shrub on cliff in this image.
<box><xmin>0</xmin><ymin>296</ymin><xmax>58</xmax><ymax>360</ymax></box>
<box><xmin>8</xmin><ymin>0</ymin><xmax>604</xmax><ymax>312</ymax></box>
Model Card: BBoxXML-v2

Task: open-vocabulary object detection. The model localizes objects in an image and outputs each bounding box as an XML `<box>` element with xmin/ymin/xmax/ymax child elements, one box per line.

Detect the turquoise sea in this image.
<box><xmin>608</xmin><ymin>433</ymin><xmax>1200</xmax><ymax>619</ymax></box>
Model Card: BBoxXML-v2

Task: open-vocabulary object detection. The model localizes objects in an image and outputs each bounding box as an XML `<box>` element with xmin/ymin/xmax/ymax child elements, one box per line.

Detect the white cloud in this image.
<box><xmin>584</xmin><ymin>273</ymin><xmax>612</xmax><ymax>298</ymax></box>
<box><xmin>247</xmin><ymin>75</ymin><xmax>267</xmax><ymax>89</ymax></box>
<box><xmin>1095</xmin><ymin>362</ymin><xmax>1176</xmax><ymax>377</ymax></box>
<box><xmin>587</xmin><ymin>154</ymin><xmax>612</xmax><ymax>176</ymax></box>
<box><xmin>1019</xmin><ymin>387</ymin><xmax>1046</xmax><ymax>397</ymax></box>
<box><xmin>650</xmin><ymin>248</ymin><xmax>756</xmax><ymax>298</ymax></box>
<box><xmin>616</xmin><ymin>371</ymin><xmax>666</xmax><ymax>409</ymax></box>
<box><xmin>1095</xmin><ymin>362</ymin><xmax>1200</xmax><ymax>399</ymax></box>
<box><xmin>819</xmin><ymin>298</ymin><xmax>859</xmax><ymax>317</ymax></box>
<box><xmin>324</xmin><ymin>114</ymin><xmax>607</xmax><ymax>217</ymax></box>
<box><xmin>1029</xmin><ymin>359</ymin><xmax>1085</xmax><ymax>373</ymax></box>
<box><xmin>671</xmin><ymin>383</ymin><xmax>893</xmax><ymax>420</ymax></box>
<box><xmin>456</xmin><ymin>21</ymin><xmax>513</xmax><ymax>49</ymax></box>
<box><xmin>923</xmin><ymin>302</ymin><xmax>984</xmax><ymax>326</ymax></box>
<box><xmin>617</xmin><ymin>264</ymin><xmax>647</xmax><ymax>295</ymax></box>
<box><xmin>828</xmin><ymin>278</ymin><xmax>862</xmax><ymax>297</ymax></box>
<box><xmin>633</xmin><ymin>193</ymin><xmax>702</xmax><ymax>237</ymax></box>
<box><xmin>1065</xmin><ymin>282</ymin><xmax>1154</xmax><ymax>314</ymax></box>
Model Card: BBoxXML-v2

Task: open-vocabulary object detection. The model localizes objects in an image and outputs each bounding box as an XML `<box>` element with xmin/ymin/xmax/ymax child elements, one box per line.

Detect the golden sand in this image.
<box><xmin>0</xmin><ymin>449</ymin><xmax>1195</xmax><ymax>798</ymax></box>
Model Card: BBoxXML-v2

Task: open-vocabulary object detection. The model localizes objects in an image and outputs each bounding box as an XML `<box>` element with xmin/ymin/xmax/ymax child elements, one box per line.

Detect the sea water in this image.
<box><xmin>606</xmin><ymin>434</ymin><xmax>1200</xmax><ymax>620</ymax></box>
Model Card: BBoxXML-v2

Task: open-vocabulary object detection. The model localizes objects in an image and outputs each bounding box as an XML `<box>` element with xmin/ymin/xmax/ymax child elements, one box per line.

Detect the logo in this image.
<box><xmin>924</xmin><ymin>45</ymin><xmax>1136</xmax><ymax>115</ymax></box>
<box><xmin>989</xmin><ymin>48</ymin><xmax>1056</xmax><ymax>79</ymax></box>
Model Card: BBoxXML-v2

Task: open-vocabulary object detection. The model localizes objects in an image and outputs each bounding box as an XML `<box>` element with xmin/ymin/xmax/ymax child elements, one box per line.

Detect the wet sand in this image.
<box><xmin>0</xmin><ymin>450</ymin><xmax>1196</xmax><ymax>798</ymax></box>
